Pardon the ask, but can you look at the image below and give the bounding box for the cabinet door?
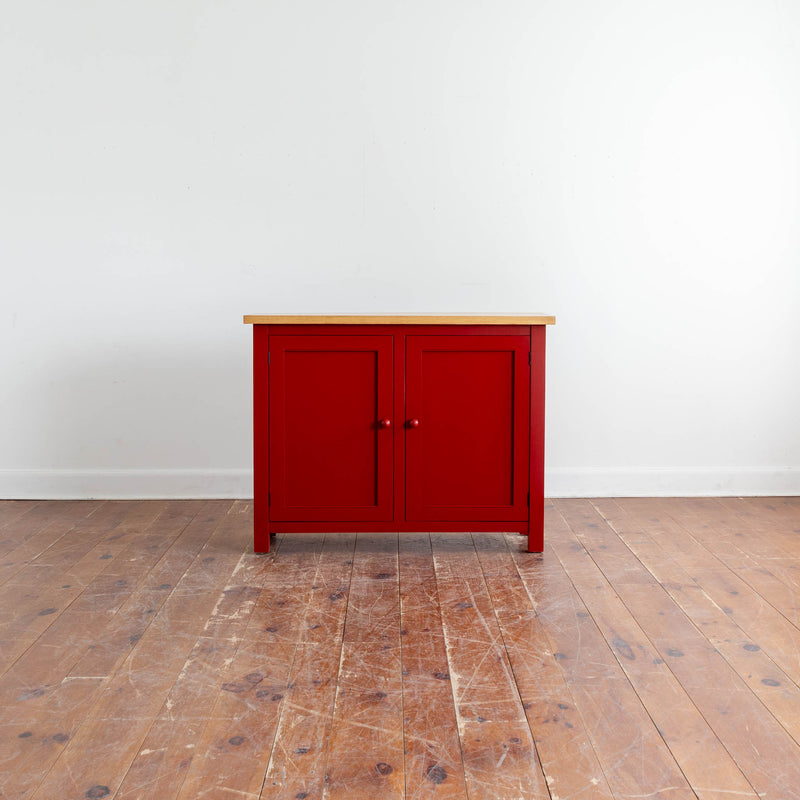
[405,335,529,521]
[269,335,394,521]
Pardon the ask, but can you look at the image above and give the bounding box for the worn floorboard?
[2,498,800,799]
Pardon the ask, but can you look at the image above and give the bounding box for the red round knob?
[408,418,420,428]
[379,418,391,428]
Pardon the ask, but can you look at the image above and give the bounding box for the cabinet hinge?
[268,351,271,365]
[527,492,530,506]
[528,352,531,366]
[268,492,271,506]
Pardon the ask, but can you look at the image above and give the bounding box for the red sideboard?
[243,314,555,553]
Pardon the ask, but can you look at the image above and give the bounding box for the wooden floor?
[2,499,800,799]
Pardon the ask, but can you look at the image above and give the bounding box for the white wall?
[2,0,799,498]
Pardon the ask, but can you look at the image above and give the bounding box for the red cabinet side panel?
[253,325,270,552]
[528,325,546,552]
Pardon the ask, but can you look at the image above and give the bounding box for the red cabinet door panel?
[405,335,529,521]
[269,335,393,521]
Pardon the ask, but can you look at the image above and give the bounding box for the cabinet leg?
[527,519,544,553]
[254,525,271,554]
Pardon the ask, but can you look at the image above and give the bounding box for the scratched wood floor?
[2,499,800,799]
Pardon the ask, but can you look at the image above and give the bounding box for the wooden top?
[243,313,555,325]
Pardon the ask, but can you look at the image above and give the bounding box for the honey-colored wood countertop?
[244,313,555,325]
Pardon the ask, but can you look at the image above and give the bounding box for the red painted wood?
[528,326,546,552]
[253,325,270,552]
[249,323,549,553]
[392,334,406,525]
[269,335,394,522]
[266,520,529,534]
[405,335,530,521]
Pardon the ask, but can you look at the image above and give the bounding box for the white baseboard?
[1,467,798,500]
[0,469,253,499]
[546,467,800,497]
